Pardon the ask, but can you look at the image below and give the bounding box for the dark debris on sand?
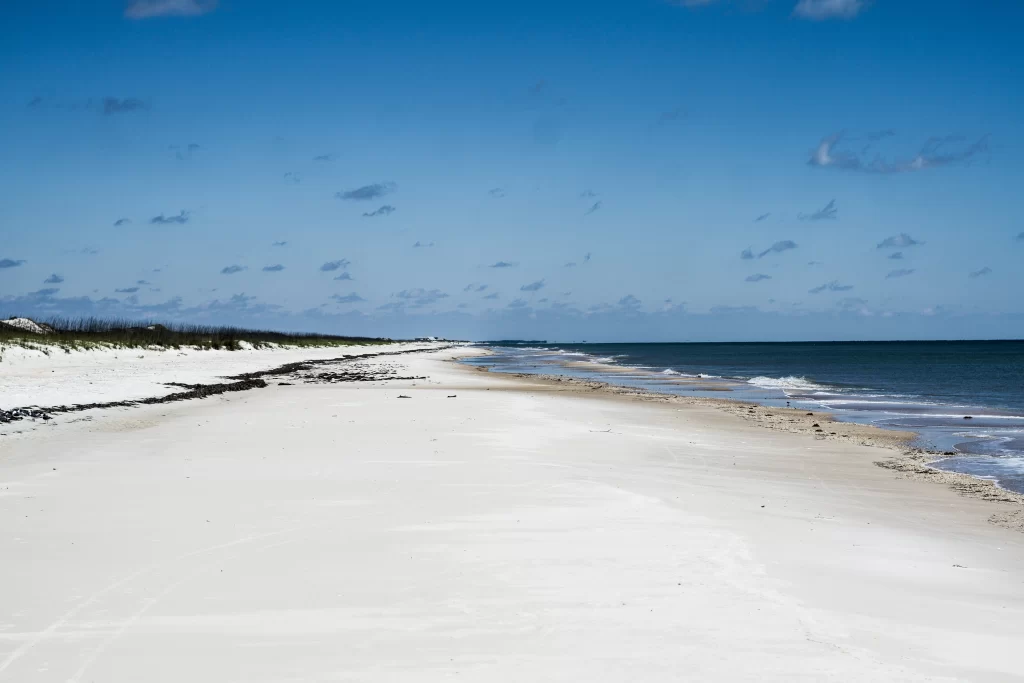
[1,378,267,424]
[1,345,451,426]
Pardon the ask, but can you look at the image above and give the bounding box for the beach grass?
[0,315,391,352]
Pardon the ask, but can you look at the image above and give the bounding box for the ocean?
[463,341,1024,494]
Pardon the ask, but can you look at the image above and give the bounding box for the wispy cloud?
[464,284,488,293]
[13,288,62,304]
[102,97,148,115]
[758,240,798,258]
[0,258,26,269]
[272,241,288,247]
[580,190,598,199]
[220,265,247,275]
[150,210,189,225]
[888,252,904,260]
[332,293,366,304]
[489,188,505,198]
[170,142,201,160]
[336,182,397,201]
[137,280,150,285]
[746,274,772,282]
[660,297,685,314]
[114,218,131,226]
[667,0,721,9]
[283,172,301,184]
[125,0,217,19]
[877,233,923,249]
[333,272,353,281]
[520,279,545,292]
[396,288,449,307]
[564,262,577,268]
[320,259,351,272]
[669,0,867,21]
[177,292,282,318]
[27,96,129,115]
[793,0,865,21]
[115,287,140,293]
[657,107,687,125]
[886,269,916,279]
[809,131,988,174]
[362,205,396,218]
[740,247,755,260]
[837,297,870,311]
[809,280,853,294]
[584,252,592,263]
[43,274,64,284]
[969,267,992,279]
[619,294,642,310]
[1015,232,1024,242]
[312,154,335,162]
[754,213,770,222]
[483,292,500,300]
[489,261,518,269]
[584,201,603,216]
[413,241,434,248]
[799,199,837,221]
[262,264,285,272]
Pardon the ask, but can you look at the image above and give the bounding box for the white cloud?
[520,280,545,292]
[810,132,988,173]
[125,0,218,19]
[793,0,864,21]
[877,233,924,249]
[671,0,865,19]
[396,288,449,307]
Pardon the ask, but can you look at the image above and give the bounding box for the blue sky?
[1,0,1022,341]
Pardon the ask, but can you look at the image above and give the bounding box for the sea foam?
[747,375,828,392]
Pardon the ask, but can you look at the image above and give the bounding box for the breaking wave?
[747,375,829,392]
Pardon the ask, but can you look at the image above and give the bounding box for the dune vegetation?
[0,316,391,352]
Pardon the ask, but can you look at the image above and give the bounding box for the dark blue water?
[464,341,1024,493]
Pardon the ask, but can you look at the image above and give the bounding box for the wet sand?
[481,362,1024,528]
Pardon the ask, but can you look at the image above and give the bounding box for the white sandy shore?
[0,340,440,411]
[1,347,1023,681]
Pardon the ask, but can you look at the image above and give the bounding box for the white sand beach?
[0,341,438,412]
[2,346,1023,682]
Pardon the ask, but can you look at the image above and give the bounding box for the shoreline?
[456,355,1024,530]
[3,346,1024,680]
[7,338,1020,526]
[5,338,1020,527]
[470,344,1024,496]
